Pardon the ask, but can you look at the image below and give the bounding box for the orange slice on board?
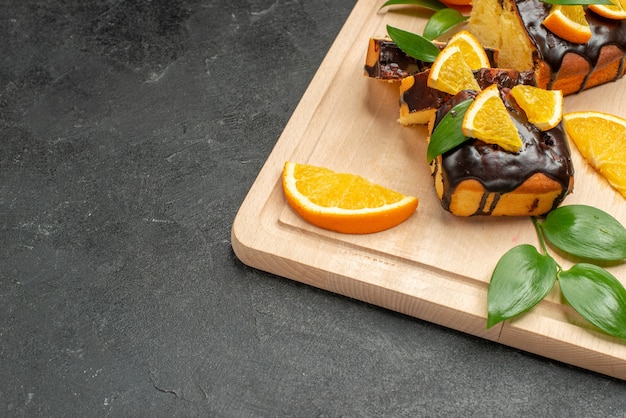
[542,5,592,44]
[282,162,418,234]
[563,111,626,198]
[510,85,564,131]
[462,84,523,153]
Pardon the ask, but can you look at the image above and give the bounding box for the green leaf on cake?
[559,264,626,340]
[386,25,442,62]
[380,0,448,11]
[423,8,468,40]
[426,99,472,163]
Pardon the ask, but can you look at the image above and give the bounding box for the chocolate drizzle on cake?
[432,89,574,216]
[516,0,626,91]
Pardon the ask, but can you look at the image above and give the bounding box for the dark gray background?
[2,0,626,416]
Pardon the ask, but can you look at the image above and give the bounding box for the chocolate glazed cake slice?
[468,0,626,95]
[429,89,575,216]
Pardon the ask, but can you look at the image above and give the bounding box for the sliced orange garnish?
[542,5,592,44]
[445,30,491,71]
[563,111,626,198]
[462,84,523,153]
[510,85,563,131]
[427,45,481,95]
[589,0,626,20]
[282,162,418,234]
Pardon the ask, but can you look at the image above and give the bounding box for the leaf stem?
[531,217,549,255]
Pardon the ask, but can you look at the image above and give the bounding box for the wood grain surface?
[232,0,626,379]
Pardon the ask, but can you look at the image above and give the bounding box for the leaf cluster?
[488,205,626,341]
[381,0,466,62]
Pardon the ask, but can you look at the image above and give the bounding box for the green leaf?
[380,0,448,11]
[487,244,558,328]
[542,0,614,5]
[540,205,626,262]
[423,8,468,41]
[559,264,626,341]
[386,25,441,63]
[427,99,472,163]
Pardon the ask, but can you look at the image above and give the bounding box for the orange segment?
[510,85,563,131]
[542,5,592,44]
[462,84,523,153]
[427,45,481,95]
[445,30,491,70]
[589,0,626,20]
[563,111,626,198]
[282,162,419,234]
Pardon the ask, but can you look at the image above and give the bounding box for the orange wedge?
[445,30,491,70]
[563,111,626,198]
[510,85,564,131]
[542,5,592,44]
[589,0,626,20]
[427,45,481,95]
[282,162,419,234]
[462,84,523,153]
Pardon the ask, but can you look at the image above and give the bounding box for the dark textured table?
[2,1,626,416]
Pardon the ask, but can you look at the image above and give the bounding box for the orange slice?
[542,5,592,44]
[510,85,564,131]
[462,84,523,153]
[563,111,626,198]
[445,30,491,70]
[589,0,626,20]
[282,162,419,234]
[427,45,481,95]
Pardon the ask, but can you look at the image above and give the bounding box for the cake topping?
[462,84,524,153]
[428,45,481,94]
[445,30,492,70]
[589,0,626,20]
[509,84,564,131]
[542,5,592,44]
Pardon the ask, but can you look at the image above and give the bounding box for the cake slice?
[429,89,575,216]
[364,37,432,80]
[468,0,626,95]
[399,67,536,126]
[364,37,498,81]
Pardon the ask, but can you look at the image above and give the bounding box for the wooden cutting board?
[232,0,626,379]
